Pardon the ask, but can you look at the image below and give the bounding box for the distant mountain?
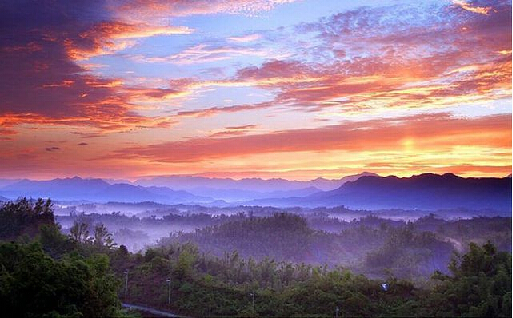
[0,177,211,204]
[182,186,322,201]
[0,179,21,188]
[251,173,512,212]
[308,172,379,191]
[134,172,378,200]
[102,178,132,185]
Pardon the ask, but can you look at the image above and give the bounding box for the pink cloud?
[108,113,511,163]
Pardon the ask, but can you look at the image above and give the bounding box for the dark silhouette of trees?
[0,198,54,240]
[0,241,123,317]
[93,223,116,249]
[69,220,90,243]
[0,198,130,317]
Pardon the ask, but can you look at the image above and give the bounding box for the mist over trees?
[0,198,511,317]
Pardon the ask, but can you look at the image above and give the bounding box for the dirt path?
[122,303,183,317]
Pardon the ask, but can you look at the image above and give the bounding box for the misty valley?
[0,176,511,317]
[53,202,511,278]
[1,0,512,316]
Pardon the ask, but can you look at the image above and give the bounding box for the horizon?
[0,0,511,180]
[0,1,511,315]
[1,171,511,183]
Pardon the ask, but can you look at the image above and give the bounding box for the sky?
[0,0,511,180]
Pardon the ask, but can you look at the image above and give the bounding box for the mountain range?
[0,173,510,212]
[0,173,376,203]
[0,177,210,204]
[132,172,378,201]
[253,173,512,212]
[133,172,378,192]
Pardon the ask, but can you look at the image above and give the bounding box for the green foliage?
[0,198,54,240]
[415,241,512,317]
[38,224,75,258]
[364,226,454,278]
[1,198,511,317]
[0,241,123,318]
[93,223,116,249]
[69,221,91,244]
[0,198,131,317]
[168,213,315,263]
[109,240,511,317]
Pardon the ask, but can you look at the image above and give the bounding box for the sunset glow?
[0,0,511,180]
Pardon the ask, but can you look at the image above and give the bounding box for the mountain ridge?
[0,173,510,211]
[251,173,512,212]
[0,177,211,204]
[134,172,379,192]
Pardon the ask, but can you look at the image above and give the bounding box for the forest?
[0,198,511,317]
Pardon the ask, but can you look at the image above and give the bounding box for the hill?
[252,173,512,212]
[0,177,210,204]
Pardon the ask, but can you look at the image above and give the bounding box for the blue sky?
[0,0,510,179]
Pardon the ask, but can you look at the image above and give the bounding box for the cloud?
[452,0,492,14]
[176,101,275,118]
[226,124,258,130]
[132,44,275,65]
[158,0,510,120]
[209,124,258,137]
[0,127,16,136]
[45,147,60,152]
[0,0,180,133]
[113,0,299,22]
[209,1,512,114]
[107,113,511,163]
[67,22,193,60]
[78,142,88,146]
[0,0,510,180]
[228,34,262,43]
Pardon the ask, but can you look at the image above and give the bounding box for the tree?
[0,198,55,240]
[425,242,512,317]
[93,223,116,249]
[39,224,73,258]
[69,221,91,244]
[0,241,125,317]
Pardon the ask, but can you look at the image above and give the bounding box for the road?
[122,303,183,317]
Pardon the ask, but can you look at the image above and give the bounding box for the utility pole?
[124,269,129,300]
[166,278,171,305]
[249,292,255,313]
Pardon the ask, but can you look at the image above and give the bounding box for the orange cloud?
[176,101,275,118]
[0,0,510,180]
[452,0,492,15]
[66,22,192,60]
[114,0,299,22]
[79,112,510,179]
[108,113,511,163]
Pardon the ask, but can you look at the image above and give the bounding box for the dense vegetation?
[1,198,511,317]
[161,213,511,280]
[0,242,122,317]
[0,198,54,240]
[114,237,511,317]
[0,199,135,318]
